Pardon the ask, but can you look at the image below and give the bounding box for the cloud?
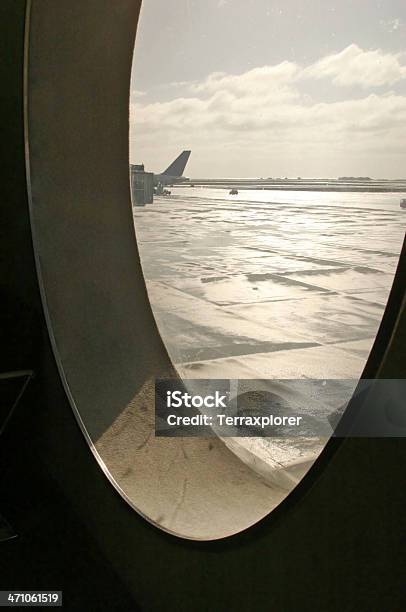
[132,89,146,98]
[302,44,406,88]
[132,90,406,140]
[130,45,406,176]
[380,18,404,33]
[192,61,300,98]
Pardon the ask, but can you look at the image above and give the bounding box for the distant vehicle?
[154,184,171,196]
[229,188,238,195]
[400,198,406,209]
[154,150,191,187]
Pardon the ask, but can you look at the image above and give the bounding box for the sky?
[130,0,406,178]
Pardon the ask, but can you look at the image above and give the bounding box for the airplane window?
[125,0,406,537]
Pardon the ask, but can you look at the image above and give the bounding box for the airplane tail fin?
[162,150,191,177]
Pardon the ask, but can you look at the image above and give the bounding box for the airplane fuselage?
[154,174,189,187]
[153,150,191,187]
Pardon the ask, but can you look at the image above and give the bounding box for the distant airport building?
[130,164,154,206]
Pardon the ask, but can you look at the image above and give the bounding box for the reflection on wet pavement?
[134,190,404,379]
[133,189,405,482]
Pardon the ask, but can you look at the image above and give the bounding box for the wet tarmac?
[133,188,405,481]
[134,188,404,378]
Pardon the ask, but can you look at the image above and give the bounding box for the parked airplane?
[154,150,191,187]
